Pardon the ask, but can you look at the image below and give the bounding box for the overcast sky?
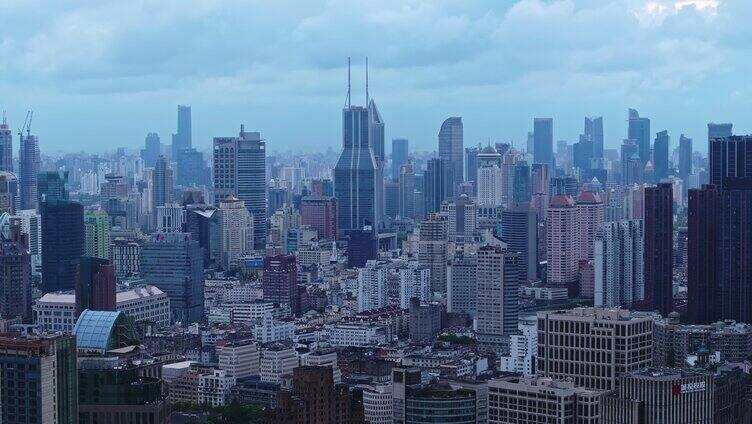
[0,0,748,155]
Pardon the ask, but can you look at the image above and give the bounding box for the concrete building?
[218,196,254,270]
[300,196,337,240]
[218,341,260,380]
[498,316,537,376]
[198,369,235,407]
[653,316,752,366]
[262,255,298,315]
[602,368,713,424]
[576,191,605,262]
[500,204,537,281]
[358,260,388,312]
[34,285,171,332]
[643,182,674,315]
[259,343,297,384]
[359,383,393,424]
[594,219,644,309]
[110,237,141,278]
[477,145,503,206]
[155,203,185,233]
[408,298,442,343]
[440,194,477,244]
[488,376,603,424]
[327,322,387,347]
[399,263,430,308]
[84,210,111,260]
[392,367,477,424]
[537,307,654,391]
[254,313,294,343]
[546,195,579,291]
[417,214,449,294]
[476,243,521,347]
[447,251,477,318]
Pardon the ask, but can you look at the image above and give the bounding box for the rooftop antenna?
[366,56,369,107]
[2,110,5,126]
[346,57,351,109]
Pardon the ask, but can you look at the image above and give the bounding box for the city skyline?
[1,1,749,153]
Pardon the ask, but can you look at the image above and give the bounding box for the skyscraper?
[391,138,408,181]
[653,130,670,183]
[418,214,448,294]
[357,260,387,312]
[546,195,579,291]
[709,135,752,186]
[262,255,299,315]
[512,161,531,204]
[398,162,415,219]
[75,257,116,317]
[533,118,553,167]
[0,223,31,321]
[678,134,693,182]
[628,108,651,164]
[368,100,385,225]
[423,158,454,215]
[438,116,463,190]
[584,116,604,159]
[141,132,161,167]
[643,183,673,315]
[500,204,537,281]
[334,105,377,236]
[218,196,254,270]
[0,334,78,424]
[171,105,192,159]
[213,126,267,248]
[594,220,644,309]
[300,196,337,240]
[18,130,40,210]
[0,115,12,172]
[447,251,477,318]
[177,148,210,187]
[576,191,605,262]
[476,244,521,346]
[465,145,479,193]
[152,156,174,209]
[477,145,503,207]
[38,170,70,205]
[41,199,84,294]
[140,232,204,323]
[708,122,732,140]
[687,184,718,324]
[84,210,111,260]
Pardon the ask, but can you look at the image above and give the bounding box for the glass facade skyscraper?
[438,117,463,190]
[533,118,553,167]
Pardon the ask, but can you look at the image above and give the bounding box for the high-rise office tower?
[0,223,32,321]
[384,180,399,218]
[152,156,174,209]
[0,115,12,172]
[368,100,385,225]
[218,196,254,270]
[628,108,651,164]
[262,255,299,315]
[84,210,111,260]
[512,161,531,204]
[18,130,40,210]
[41,199,84,294]
[653,130,670,182]
[171,105,192,159]
[584,116,604,159]
[621,140,641,185]
[38,170,69,205]
[185,204,219,268]
[576,191,605,262]
[594,220,644,308]
[141,132,161,167]
[533,118,554,167]
[213,126,267,248]
[418,214,448,294]
[0,334,78,424]
[75,257,116,317]
[537,308,653,391]
[549,176,578,197]
[140,233,204,323]
[572,135,593,170]
[398,163,415,219]
[0,171,17,214]
[391,138,408,181]
[399,263,431,308]
[477,145,503,207]
[687,184,718,324]
[424,158,454,215]
[546,195,579,291]
[476,244,521,346]
[531,163,549,196]
[300,196,337,240]
[447,251,477,318]
[708,122,733,140]
[438,116,464,190]
[346,228,378,268]
[440,194,477,244]
[501,204,537,281]
[357,260,387,312]
[334,105,377,236]
[678,134,693,182]
[177,148,210,187]
[465,145,480,182]
[709,135,752,185]
[643,183,673,315]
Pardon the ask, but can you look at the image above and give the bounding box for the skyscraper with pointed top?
[0,113,12,172]
[334,58,379,236]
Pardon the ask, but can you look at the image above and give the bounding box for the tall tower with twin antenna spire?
[334,57,383,237]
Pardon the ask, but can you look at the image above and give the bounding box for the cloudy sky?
[0,0,748,155]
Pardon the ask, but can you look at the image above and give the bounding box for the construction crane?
[17,110,32,139]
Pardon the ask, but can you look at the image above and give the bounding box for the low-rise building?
[654,315,752,366]
[327,323,388,347]
[260,343,298,384]
[254,313,294,343]
[197,369,236,407]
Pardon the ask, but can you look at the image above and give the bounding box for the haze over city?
[1,0,747,152]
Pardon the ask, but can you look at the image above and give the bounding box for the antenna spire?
[1,110,5,126]
[347,57,351,108]
[366,56,370,107]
